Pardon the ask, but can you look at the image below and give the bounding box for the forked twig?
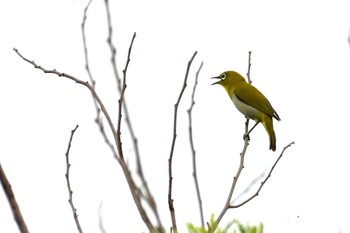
[230,141,295,208]
[64,125,83,233]
[168,51,198,232]
[13,43,156,232]
[187,61,204,227]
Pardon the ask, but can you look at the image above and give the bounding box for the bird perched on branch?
[212,70,281,151]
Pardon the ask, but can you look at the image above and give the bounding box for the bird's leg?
[243,121,259,141]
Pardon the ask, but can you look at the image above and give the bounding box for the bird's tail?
[262,115,276,151]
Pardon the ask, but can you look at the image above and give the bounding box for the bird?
[212,70,281,151]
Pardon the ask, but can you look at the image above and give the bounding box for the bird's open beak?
[211,76,221,85]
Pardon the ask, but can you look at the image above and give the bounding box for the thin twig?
[104,0,119,84]
[103,2,162,229]
[0,163,29,233]
[244,51,253,140]
[81,0,118,158]
[82,0,96,90]
[246,51,252,84]
[230,141,295,208]
[168,51,198,232]
[113,33,157,233]
[187,61,204,227]
[13,47,156,233]
[64,124,83,233]
[116,32,136,160]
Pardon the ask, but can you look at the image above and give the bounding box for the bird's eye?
[220,73,226,80]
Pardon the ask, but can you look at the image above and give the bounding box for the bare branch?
[114,33,158,232]
[187,61,204,227]
[168,51,198,232]
[230,141,295,208]
[13,47,156,233]
[13,48,119,149]
[64,125,84,233]
[81,0,118,158]
[0,163,29,233]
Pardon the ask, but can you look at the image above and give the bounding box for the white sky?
[1,0,350,232]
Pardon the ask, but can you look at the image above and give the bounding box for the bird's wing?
[234,83,275,118]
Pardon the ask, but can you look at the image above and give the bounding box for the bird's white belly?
[230,93,260,121]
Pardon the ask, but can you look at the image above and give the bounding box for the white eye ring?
[220,73,226,80]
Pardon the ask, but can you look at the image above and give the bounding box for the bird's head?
[211,71,246,90]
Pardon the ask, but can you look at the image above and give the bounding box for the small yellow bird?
[212,71,281,151]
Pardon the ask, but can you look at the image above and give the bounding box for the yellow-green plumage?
[212,71,280,151]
